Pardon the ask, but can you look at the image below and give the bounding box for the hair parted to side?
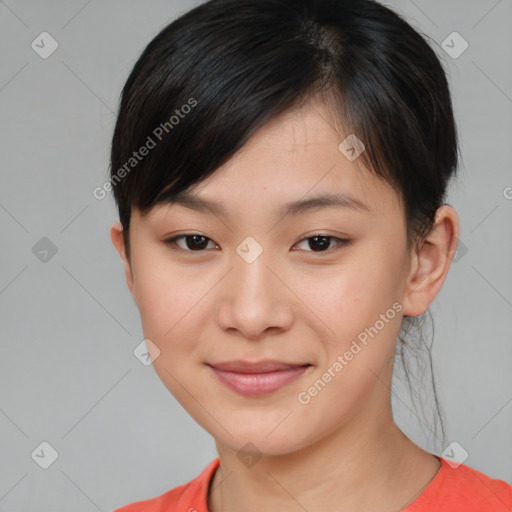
[109,0,458,449]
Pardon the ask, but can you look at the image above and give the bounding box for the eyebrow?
[162,190,371,218]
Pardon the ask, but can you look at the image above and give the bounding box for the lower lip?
[209,365,310,397]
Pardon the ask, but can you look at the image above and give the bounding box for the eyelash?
[163,233,352,255]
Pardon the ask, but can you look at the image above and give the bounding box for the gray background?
[1,0,511,510]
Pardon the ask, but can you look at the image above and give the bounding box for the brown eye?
[307,235,332,252]
[294,235,351,254]
[164,234,216,251]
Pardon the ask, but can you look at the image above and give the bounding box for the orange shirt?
[113,457,512,512]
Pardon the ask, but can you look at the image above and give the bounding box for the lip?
[207,360,311,397]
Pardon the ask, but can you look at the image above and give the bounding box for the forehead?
[137,100,402,225]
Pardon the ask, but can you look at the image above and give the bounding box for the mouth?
[207,360,312,397]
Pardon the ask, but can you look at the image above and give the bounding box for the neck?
[208,386,440,512]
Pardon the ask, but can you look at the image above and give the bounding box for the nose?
[215,246,294,340]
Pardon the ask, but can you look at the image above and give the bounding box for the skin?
[111,98,459,512]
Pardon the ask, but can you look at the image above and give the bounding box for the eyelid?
[164,232,352,254]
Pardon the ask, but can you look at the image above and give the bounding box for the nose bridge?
[216,236,292,337]
[232,236,277,308]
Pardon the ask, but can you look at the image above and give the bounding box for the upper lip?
[208,360,310,373]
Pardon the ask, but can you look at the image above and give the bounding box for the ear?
[401,205,460,317]
[110,221,137,303]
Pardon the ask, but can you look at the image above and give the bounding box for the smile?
[207,361,312,397]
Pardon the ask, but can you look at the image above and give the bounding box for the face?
[112,99,436,456]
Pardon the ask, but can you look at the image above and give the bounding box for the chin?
[211,424,309,458]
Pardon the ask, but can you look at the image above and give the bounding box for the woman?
[109,0,512,510]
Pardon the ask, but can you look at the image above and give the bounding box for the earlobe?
[110,221,136,298]
[401,205,460,317]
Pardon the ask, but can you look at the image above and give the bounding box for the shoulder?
[406,457,512,512]
[111,458,220,512]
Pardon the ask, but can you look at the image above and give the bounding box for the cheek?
[132,255,205,349]
[294,259,393,332]
[294,253,403,377]
[133,265,209,403]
